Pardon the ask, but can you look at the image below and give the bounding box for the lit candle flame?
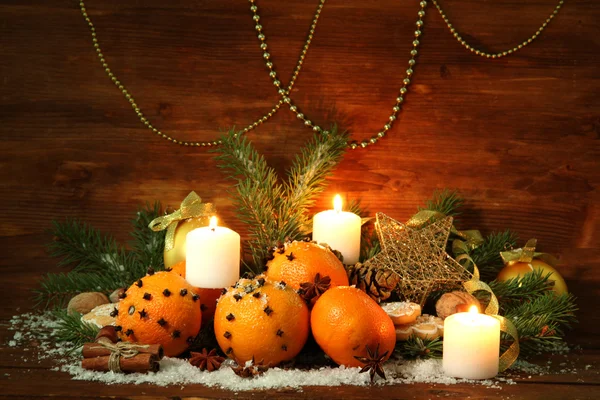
[333,194,342,213]
[209,216,218,230]
[468,305,479,314]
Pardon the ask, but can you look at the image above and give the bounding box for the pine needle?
[129,201,166,272]
[471,230,518,281]
[396,336,443,359]
[419,189,463,216]
[51,308,100,349]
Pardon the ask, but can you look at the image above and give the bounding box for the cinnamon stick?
[82,343,164,359]
[81,353,160,373]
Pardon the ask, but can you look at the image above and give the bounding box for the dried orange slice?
[380,301,421,325]
[394,314,444,341]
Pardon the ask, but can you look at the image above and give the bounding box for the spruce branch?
[283,127,348,235]
[51,309,100,349]
[129,201,166,272]
[34,272,128,309]
[214,127,348,271]
[46,219,132,275]
[471,230,518,281]
[485,269,555,312]
[419,189,463,216]
[396,336,443,359]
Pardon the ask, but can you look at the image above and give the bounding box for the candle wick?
[211,227,215,232]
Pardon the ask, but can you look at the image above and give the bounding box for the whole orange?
[214,275,310,366]
[496,259,568,295]
[311,286,396,367]
[116,271,202,357]
[265,241,349,290]
[168,260,220,325]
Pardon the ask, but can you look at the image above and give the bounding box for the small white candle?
[312,195,361,265]
[443,306,500,379]
[185,217,240,288]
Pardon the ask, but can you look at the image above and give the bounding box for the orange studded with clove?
[265,241,349,291]
[214,275,310,366]
[115,271,202,357]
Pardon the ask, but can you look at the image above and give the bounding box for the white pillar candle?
[443,306,501,379]
[185,217,240,288]
[312,195,361,265]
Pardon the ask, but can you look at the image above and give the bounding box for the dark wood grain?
[0,0,599,397]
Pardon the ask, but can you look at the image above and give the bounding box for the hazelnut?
[67,292,110,315]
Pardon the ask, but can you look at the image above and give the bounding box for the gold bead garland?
[432,0,565,59]
[77,0,325,147]
[249,0,429,150]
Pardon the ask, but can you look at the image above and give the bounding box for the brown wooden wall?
[1,1,598,346]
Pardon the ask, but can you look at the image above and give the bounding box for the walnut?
[435,291,481,319]
[67,292,110,315]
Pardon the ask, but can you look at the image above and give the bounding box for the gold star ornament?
[364,213,472,306]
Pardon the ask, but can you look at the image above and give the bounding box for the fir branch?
[129,201,166,272]
[504,292,578,357]
[214,130,283,271]
[506,292,578,337]
[471,230,518,281]
[46,219,132,275]
[51,309,100,349]
[34,272,127,309]
[485,269,555,312]
[282,127,348,236]
[396,336,443,360]
[214,128,349,271]
[419,189,463,216]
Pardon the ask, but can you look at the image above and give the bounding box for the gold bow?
[500,238,560,266]
[148,191,216,252]
[455,239,520,372]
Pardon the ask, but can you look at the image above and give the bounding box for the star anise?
[354,343,388,383]
[298,273,331,306]
[231,357,269,378]
[189,348,225,372]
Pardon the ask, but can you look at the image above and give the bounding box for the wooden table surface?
[1,0,599,398]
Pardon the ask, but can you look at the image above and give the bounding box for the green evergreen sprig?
[419,189,463,217]
[396,336,443,360]
[470,230,518,281]
[214,127,348,271]
[50,309,100,349]
[37,203,166,308]
[485,269,555,312]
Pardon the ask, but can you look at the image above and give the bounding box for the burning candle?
[312,195,361,265]
[185,216,240,288]
[443,306,501,379]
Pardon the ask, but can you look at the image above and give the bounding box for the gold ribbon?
[96,341,151,373]
[406,209,519,371]
[148,191,216,252]
[406,210,485,250]
[455,239,520,372]
[500,238,560,266]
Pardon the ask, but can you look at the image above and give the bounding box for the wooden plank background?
[0,0,598,354]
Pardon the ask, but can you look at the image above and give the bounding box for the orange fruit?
[214,275,310,366]
[166,260,220,326]
[497,259,568,295]
[265,241,349,290]
[115,271,202,357]
[170,260,186,278]
[311,286,396,367]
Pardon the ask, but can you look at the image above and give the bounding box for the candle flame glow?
[209,216,218,229]
[468,305,479,314]
[333,195,342,213]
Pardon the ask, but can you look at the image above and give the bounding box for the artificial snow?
[2,311,572,391]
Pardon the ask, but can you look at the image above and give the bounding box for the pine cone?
[346,263,401,302]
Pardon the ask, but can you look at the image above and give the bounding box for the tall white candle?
[185,217,240,288]
[443,306,500,379]
[312,195,361,265]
